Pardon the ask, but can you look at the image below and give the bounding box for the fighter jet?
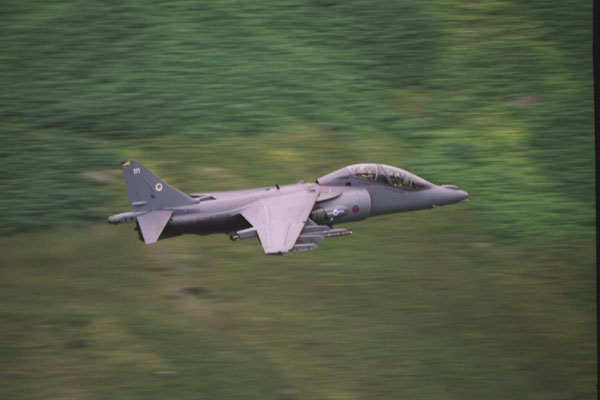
[108,159,468,254]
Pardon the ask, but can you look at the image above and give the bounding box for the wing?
[241,188,319,254]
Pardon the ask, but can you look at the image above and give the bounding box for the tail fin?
[121,158,196,212]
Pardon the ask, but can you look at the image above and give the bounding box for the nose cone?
[437,185,469,206]
[456,190,469,202]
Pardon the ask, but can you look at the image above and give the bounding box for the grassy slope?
[0,0,595,399]
[0,212,594,399]
[0,0,594,240]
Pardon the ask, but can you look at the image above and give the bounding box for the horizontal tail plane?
[136,210,173,244]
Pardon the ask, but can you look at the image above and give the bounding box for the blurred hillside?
[0,0,594,242]
[0,2,596,400]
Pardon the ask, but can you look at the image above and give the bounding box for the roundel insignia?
[155,183,163,192]
[352,205,360,213]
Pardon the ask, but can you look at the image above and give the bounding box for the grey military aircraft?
[108,159,468,254]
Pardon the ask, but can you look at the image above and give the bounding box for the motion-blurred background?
[0,1,595,399]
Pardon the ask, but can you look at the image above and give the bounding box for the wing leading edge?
[241,188,319,254]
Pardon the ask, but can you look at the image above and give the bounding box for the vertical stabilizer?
[121,158,196,212]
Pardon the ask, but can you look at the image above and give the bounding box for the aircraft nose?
[437,185,469,206]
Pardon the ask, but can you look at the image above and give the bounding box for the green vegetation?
[0,1,594,399]
[0,215,595,399]
[0,0,593,240]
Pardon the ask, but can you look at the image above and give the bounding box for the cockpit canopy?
[318,163,432,191]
